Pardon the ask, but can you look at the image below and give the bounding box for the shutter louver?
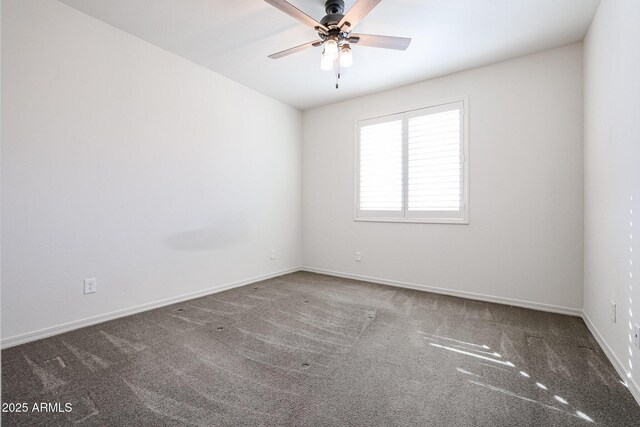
[359,119,403,211]
[408,109,462,212]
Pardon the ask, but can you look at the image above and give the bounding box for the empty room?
[1,0,639,425]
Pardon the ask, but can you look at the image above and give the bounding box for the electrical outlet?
[84,278,97,294]
[270,249,276,260]
[355,251,362,262]
[610,301,617,323]
[633,324,640,348]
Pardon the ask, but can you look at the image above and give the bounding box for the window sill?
[354,217,469,225]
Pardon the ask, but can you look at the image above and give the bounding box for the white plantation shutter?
[358,115,404,215]
[356,101,467,223]
[407,103,464,218]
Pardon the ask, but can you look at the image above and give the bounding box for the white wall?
[0,0,3,349]
[1,0,302,344]
[583,0,640,399]
[302,44,584,313]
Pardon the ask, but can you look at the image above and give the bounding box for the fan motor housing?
[321,0,344,27]
[320,13,344,27]
[325,0,345,15]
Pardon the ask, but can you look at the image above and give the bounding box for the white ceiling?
[58,0,600,110]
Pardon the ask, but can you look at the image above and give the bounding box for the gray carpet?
[2,272,639,426]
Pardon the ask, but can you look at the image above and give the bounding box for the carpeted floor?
[2,272,639,426]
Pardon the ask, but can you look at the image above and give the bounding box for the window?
[356,100,468,223]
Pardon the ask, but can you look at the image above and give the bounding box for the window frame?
[354,99,469,224]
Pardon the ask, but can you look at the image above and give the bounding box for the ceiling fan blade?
[349,33,411,50]
[268,40,324,59]
[265,0,328,32]
[338,0,382,31]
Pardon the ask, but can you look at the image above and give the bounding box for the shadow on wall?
[164,212,249,251]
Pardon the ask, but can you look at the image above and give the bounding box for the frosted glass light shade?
[324,39,339,60]
[320,49,333,71]
[340,45,353,68]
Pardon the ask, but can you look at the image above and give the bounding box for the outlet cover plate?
[84,278,97,294]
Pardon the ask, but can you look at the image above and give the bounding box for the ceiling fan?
[265,0,411,88]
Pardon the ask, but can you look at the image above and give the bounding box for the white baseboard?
[301,266,582,316]
[582,310,640,406]
[0,267,300,349]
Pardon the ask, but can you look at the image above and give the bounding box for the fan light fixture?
[320,49,333,70]
[339,45,353,68]
[324,39,339,60]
